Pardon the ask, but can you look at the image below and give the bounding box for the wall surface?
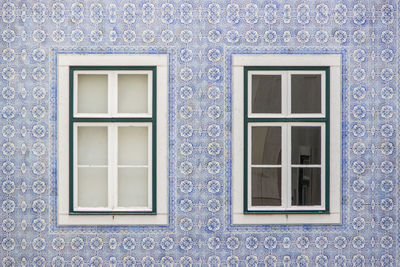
[0,0,398,266]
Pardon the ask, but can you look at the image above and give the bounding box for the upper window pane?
[118,74,149,114]
[291,74,321,114]
[77,74,108,113]
[252,75,281,114]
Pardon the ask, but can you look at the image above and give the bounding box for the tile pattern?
[0,0,398,265]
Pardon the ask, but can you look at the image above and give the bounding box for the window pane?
[291,126,321,164]
[251,126,281,165]
[252,75,281,113]
[118,74,148,113]
[118,168,148,207]
[78,167,108,207]
[291,74,321,113]
[251,168,281,206]
[118,126,148,165]
[78,126,108,165]
[291,168,321,206]
[77,74,108,113]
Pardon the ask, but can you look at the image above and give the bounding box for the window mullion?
[288,124,293,210]
[108,125,116,210]
[282,124,290,210]
[109,73,117,116]
[109,73,117,211]
[283,72,289,116]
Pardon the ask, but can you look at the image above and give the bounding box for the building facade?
[0,0,398,265]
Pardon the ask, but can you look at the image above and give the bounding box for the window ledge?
[232,212,341,225]
[58,213,168,226]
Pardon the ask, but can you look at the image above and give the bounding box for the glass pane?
[77,74,108,113]
[78,167,108,207]
[251,168,281,206]
[118,168,148,207]
[118,74,148,113]
[291,126,321,164]
[291,168,321,206]
[291,74,321,113]
[78,126,108,165]
[251,126,281,165]
[118,127,148,165]
[252,75,281,113]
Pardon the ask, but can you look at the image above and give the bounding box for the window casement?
[232,55,341,224]
[58,54,168,225]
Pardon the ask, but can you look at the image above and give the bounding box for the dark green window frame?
[243,66,330,214]
[69,66,157,215]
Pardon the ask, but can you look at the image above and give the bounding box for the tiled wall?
[0,0,398,265]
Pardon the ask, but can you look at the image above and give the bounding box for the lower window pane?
[118,168,148,207]
[291,168,321,206]
[118,126,149,165]
[251,168,281,206]
[251,126,281,165]
[78,167,108,207]
[291,126,321,164]
[78,126,108,165]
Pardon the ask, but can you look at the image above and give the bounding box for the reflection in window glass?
[251,126,281,165]
[252,168,281,206]
[291,74,321,113]
[291,168,321,206]
[252,75,281,113]
[291,127,321,164]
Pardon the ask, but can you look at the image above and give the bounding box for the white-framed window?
[58,54,168,225]
[232,54,341,224]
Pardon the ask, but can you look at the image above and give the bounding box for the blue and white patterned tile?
[0,0,398,265]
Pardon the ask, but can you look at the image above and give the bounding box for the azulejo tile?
[0,0,398,265]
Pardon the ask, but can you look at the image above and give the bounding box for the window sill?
[58,213,168,226]
[232,212,341,225]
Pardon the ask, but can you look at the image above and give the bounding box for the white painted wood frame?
[58,54,168,225]
[232,54,341,224]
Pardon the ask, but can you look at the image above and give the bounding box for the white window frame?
[248,70,326,118]
[58,54,168,225]
[247,122,326,212]
[73,70,153,118]
[73,122,153,212]
[232,54,341,224]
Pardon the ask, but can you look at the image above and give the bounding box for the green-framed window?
[69,66,157,214]
[244,67,330,213]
